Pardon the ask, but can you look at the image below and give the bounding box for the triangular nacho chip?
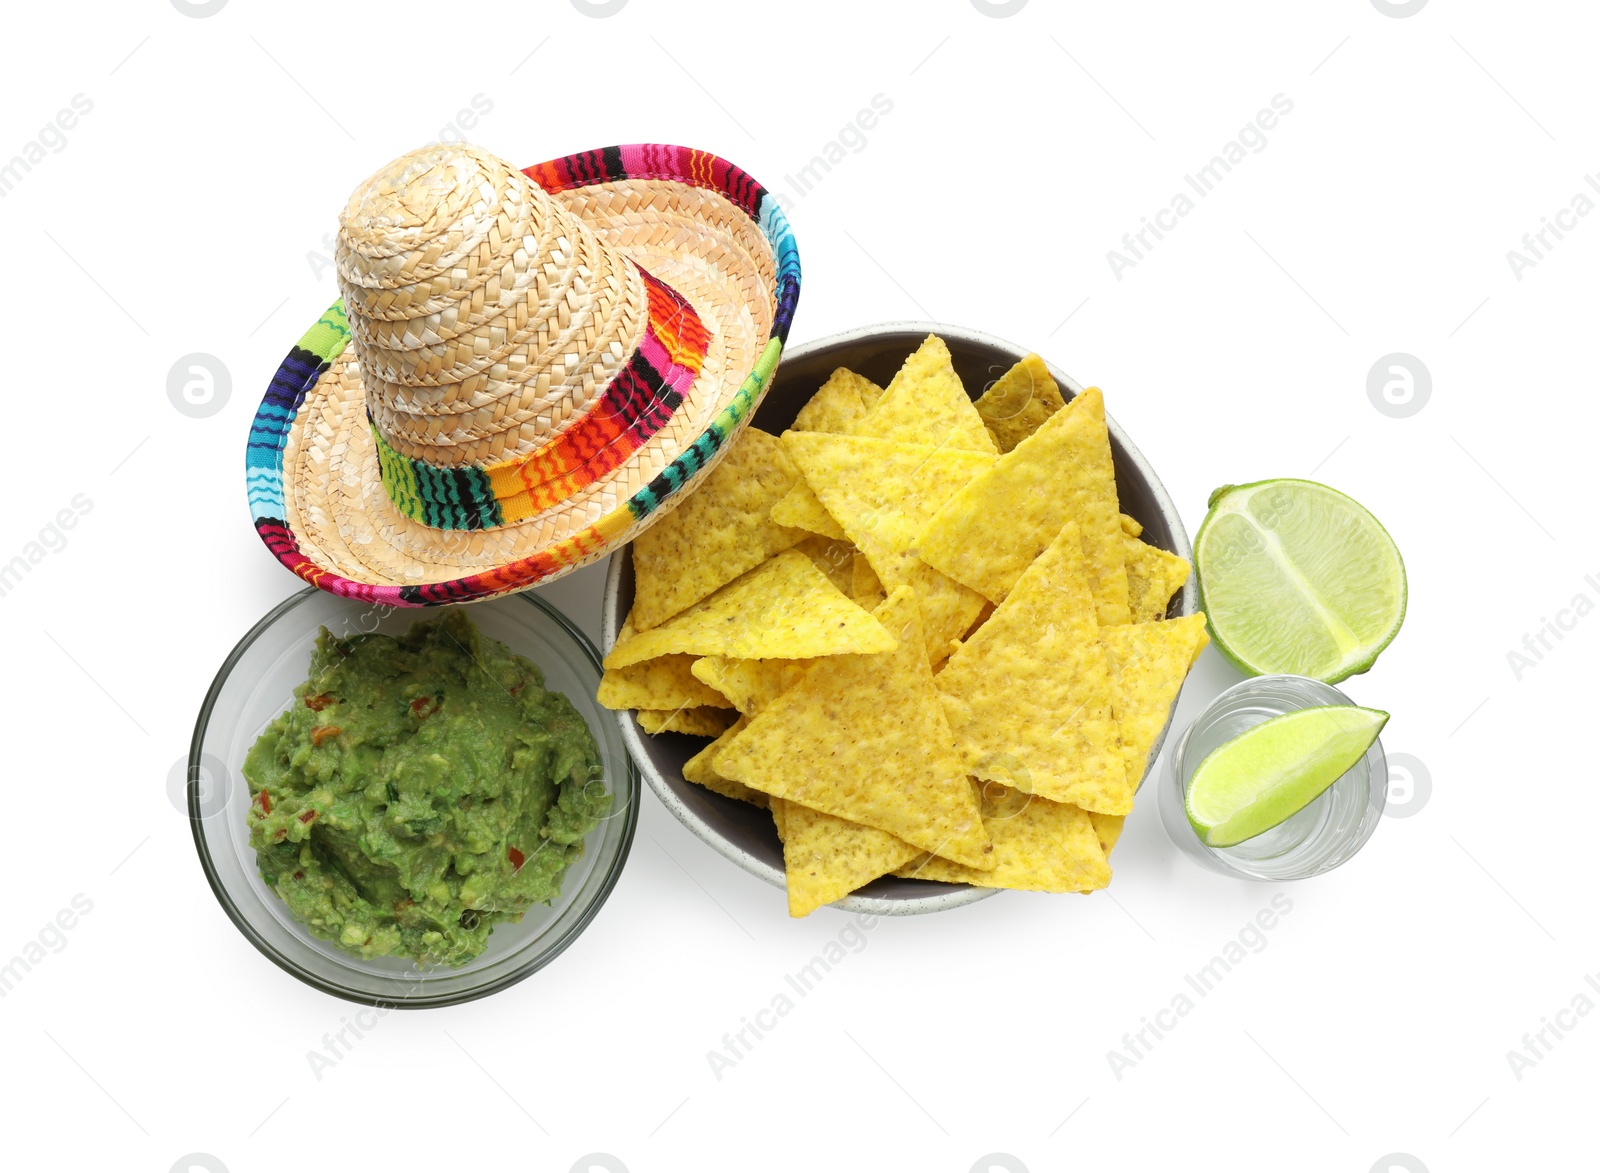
[783,433,993,650]
[597,611,730,711]
[771,337,995,543]
[636,707,737,737]
[682,716,768,808]
[1101,613,1209,787]
[1088,812,1125,858]
[714,587,993,868]
[791,367,880,434]
[604,549,894,668]
[913,387,1131,625]
[770,370,878,542]
[795,534,857,597]
[851,552,883,603]
[773,798,922,917]
[630,428,807,630]
[1123,535,1191,623]
[770,484,849,541]
[691,656,807,716]
[1120,513,1144,538]
[597,656,729,712]
[973,353,1066,454]
[936,522,1131,814]
[856,334,997,455]
[898,784,1111,893]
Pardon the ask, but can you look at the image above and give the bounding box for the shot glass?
[1158,675,1386,880]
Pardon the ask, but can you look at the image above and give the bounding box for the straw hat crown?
[248,138,798,605]
[334,143,653,474]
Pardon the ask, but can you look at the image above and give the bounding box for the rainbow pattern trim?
[246,143,800,606]
[371,268,709,530]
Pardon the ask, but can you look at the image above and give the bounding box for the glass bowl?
[1157,675,1387,880]
[187,587,639,1007]
[602,321,1197,914]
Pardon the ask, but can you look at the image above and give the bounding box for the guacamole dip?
[243,610,608,968]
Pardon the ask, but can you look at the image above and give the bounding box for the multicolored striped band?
[246,144,800,606]
[370,268,709,530]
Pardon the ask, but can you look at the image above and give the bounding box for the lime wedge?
[1194,479,1406,683]
[1185,705,1388,847]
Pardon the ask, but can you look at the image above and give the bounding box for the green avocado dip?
[243,610,609,968]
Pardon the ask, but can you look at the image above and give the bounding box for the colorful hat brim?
[246,145,800,607]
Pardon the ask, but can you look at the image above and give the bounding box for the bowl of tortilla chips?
[599,323,1204,917]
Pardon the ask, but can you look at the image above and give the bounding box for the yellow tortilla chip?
[604,549,895,668]
[597,658,729,712]
[1120,513,1143,538]
[973,353,1066,454]
[691,656,808,716]
[636,707,737,737]
[1101,613,1209,788]
[771,337,995,543]
[629,428,806,630]
[769,793,787,838]
[770,370,879,542]
[597,610,731,711]
[898,784,1110,893]
[936,522,1131,814]
[783,433,992,651]
[913,387,1131,626]
[774,798,921,917]
[856,334,997,455]
[796,534,856,597]
[966,599,996,637]
[682,716,768,808]
[851,553,882,603]
[714,587,993,868]
[791,367,880,434]
[1089,812,1124,857]
[769,480,849,541]
[1124,535,1191,623]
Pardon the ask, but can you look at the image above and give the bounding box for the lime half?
[1186,705,1388,847]
[1195,479,1406,683]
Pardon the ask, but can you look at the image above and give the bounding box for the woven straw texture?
[247,144,801,605]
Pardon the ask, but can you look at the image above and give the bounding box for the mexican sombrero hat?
[247,142,800,605]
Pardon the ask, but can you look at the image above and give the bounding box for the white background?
[1,2,1594,1170]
